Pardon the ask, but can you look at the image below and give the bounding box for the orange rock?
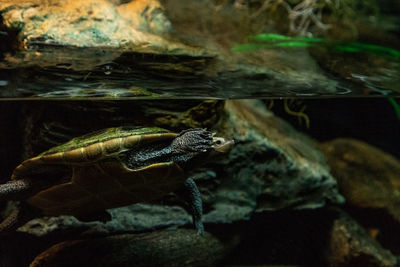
[320,138,400,222]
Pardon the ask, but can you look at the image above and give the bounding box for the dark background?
[273,97,400,158]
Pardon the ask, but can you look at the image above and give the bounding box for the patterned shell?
[11,126,184,216]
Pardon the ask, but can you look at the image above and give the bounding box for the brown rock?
[30,229,228,267]
[320,138,400,222]
[327,210,397,267]
[0,0,172,49]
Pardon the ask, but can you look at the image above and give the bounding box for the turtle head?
[211,135,235,154]
[171,128,234,169]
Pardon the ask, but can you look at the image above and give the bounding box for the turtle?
[0,126,234,234]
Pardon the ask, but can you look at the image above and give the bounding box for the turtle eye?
[212,137,234,153]
[213,137,225,145]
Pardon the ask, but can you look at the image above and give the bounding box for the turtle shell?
[12,126,184,217]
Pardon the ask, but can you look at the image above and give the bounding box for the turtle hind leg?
[0,179,37,234]
[0,202,34,234]
[0,178,32,201]
[184,178,204,235]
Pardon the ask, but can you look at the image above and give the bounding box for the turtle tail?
[0,202,33,234]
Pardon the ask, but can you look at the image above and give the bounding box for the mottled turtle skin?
[0,127,234,234]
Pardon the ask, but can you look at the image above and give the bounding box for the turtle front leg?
[184,178,204,235]
[0,179,32,201]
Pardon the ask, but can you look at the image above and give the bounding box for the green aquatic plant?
[334,42,400,59]
[232,33,400,60]
[247,33,324,43]
[388,97,400,121]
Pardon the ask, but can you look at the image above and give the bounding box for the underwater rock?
[20,204,192,237]
[207,100,343,218]
[320,138,400,223]
[29,229,227,267]
[326,209,397,267]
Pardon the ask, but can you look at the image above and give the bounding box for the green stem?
[388,97,400,120]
